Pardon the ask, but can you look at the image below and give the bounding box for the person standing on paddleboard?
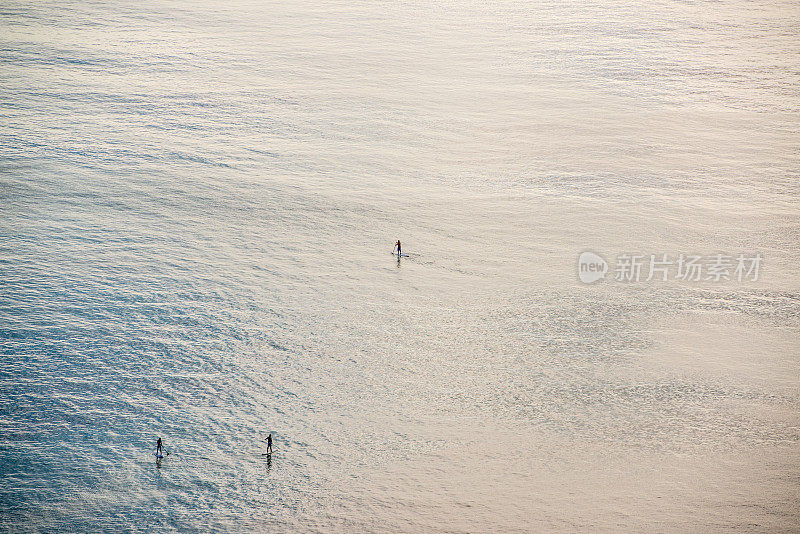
[395,240,402,256]
[156,437,163,457]
[266,433,273,454]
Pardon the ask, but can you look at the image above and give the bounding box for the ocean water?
[1,0,799,531]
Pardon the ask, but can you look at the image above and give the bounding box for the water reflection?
[261,451,272,471]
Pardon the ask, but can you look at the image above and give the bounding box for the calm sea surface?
[1,0,799,531]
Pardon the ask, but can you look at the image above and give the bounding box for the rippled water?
[2,0,799,531]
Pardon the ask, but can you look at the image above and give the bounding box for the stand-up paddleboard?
[392,252,409,257]
[154,450,169,459]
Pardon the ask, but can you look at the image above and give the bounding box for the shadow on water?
[155,450,169,469]
[153,465,164,488]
